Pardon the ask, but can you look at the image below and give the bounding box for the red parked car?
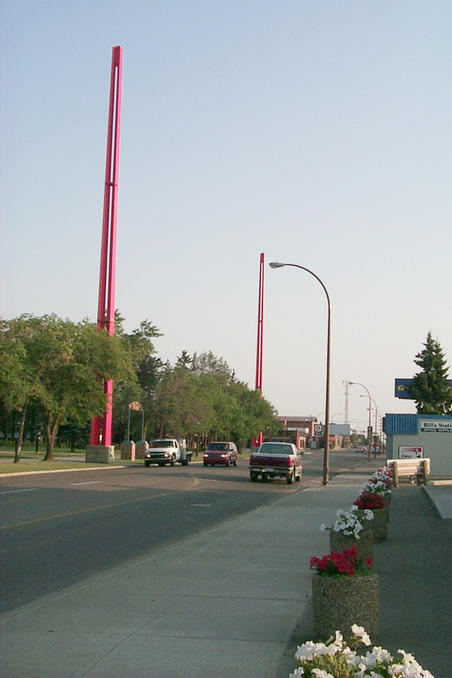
[203,442,239,467]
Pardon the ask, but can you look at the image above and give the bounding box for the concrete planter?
[354,507,388,543]
[312,572,379,641]
[85,445,115,463]
[135,440,149,459]
[120,440,136,460]
[329,529,374,564]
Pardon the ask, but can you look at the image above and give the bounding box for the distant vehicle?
[249,441,302,484]
[203,441,238,467]
[355,446,366,453]
[144,439,192,467]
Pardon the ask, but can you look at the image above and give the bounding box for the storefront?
[384,413,452,478]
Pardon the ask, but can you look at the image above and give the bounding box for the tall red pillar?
[90,46,123,448]
[254,253,265,446]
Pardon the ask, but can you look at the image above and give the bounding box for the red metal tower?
[90,46,123,448]
[254,252,265,446]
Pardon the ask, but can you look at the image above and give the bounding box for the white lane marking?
[0,488,39,495]
[70,481,102,486]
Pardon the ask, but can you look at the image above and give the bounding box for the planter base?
[329,530,374,564]
[354,508,388,543]
[85,445,115,464]
[312,573,379,641]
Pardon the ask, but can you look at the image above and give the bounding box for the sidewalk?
[1,470,451,678]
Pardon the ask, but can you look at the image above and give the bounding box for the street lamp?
[269,261,331,485]
[349,381,372,459]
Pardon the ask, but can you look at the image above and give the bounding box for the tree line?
[0,313,279,462]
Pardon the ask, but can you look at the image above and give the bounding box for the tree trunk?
[14,401,28,463]
[43,414,59,461]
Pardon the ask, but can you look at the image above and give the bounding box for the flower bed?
[290,625,435,677]
[353,493,388,542]
[321,508,375,562]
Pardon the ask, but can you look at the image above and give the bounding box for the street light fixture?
[349,381,373,459]
[269,261,331,485]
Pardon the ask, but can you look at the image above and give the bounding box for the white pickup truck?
[144,438,192,467]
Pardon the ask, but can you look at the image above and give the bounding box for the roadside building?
[384,413,452,478]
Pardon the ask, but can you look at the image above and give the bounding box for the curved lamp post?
[349,381,372,459]
[269,261,331,485]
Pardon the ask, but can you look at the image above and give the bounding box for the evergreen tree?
[409,332,452,414]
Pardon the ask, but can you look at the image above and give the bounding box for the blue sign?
[395,378,452,399]
[394,379,414,399]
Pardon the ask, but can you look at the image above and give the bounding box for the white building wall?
[390,428,452,477]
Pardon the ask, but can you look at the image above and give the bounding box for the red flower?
[354,491,385,510]
[309,545,371,577]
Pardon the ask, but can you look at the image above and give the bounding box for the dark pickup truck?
[249,441,302,484]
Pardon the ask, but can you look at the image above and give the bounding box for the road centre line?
[0,491,172,531]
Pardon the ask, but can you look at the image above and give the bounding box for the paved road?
[0,451,374,612]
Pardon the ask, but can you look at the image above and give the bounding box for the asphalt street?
[1,453,323,612]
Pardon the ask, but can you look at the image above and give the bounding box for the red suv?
[203,442,238,467]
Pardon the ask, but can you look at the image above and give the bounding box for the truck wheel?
[250,471,258,482]
[144,461,150,468]
[226,458,231,467]
[170,456,175,466]
[295,470,301,481]
[203,462,207,467]
[287,469,294,484]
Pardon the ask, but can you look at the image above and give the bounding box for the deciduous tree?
[1,315,136,460]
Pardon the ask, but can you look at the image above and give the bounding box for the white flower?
[351,624,371,645]
[333,630,343,646]
[295,641,327,661]
[361,479,392,496]
[312,670,334,678]
[326,508,374,539]
[292,627,434,678]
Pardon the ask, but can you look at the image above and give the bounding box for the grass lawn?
[0,445,124,474]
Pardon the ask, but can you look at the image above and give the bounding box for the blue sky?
[1,0,451,432]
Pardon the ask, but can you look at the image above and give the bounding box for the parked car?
[203,441,239,467]
[249,441,302,484]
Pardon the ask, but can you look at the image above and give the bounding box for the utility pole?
[344,380,349,424]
